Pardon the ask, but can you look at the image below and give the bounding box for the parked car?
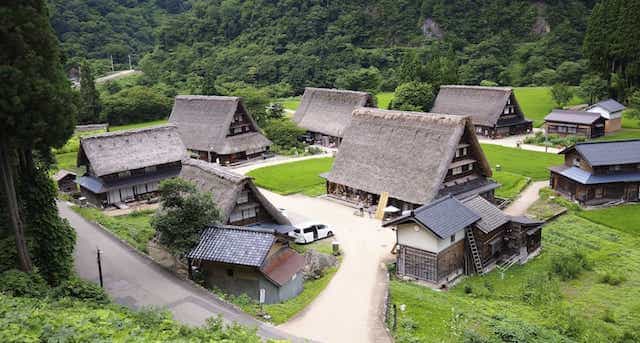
[288,222,333,244]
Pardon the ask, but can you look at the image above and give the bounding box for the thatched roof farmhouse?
[169,95,272,165]
[324,108,497,211]
[179,158,290,226]
[293,87,375,147]
[76,124,187,207]
[432,85,533,138]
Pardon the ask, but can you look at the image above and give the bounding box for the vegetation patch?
[524,131,587,148]
[513,87,584,127]
[388,214,640,342]
[481,144,562,181]
[594,128,640,142]
[247,157,334,196]
[71,207,155,253]
[109,119,169,132]
[526,188,568,221]
[492,171,530,200]
[577,203,640,235]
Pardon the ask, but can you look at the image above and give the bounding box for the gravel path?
[503,181,549,216]
[478,130,561,154]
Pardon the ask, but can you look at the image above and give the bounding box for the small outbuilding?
[169,96,272,165]
[544,109,605,138]
[187,225,305,304]
[53,169,77,193]
[76,125,187,208]
[587,99,626,133]
[179,158,290,226]
[293,87,375,147]
[431,85,533,138]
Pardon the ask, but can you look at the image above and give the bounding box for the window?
[237,191,249,204]
[118,171,131,178]
[455,147,468,158]
[567,127,577,134]
[452,167,463,176]
[595,187,604,198]
[303,227,315,234]
[450,234,456,243]
[557,126,567,133]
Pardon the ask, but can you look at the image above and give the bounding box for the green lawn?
[376,92,394,109]
[277,97,301,112]
[389,214,640,342]
[110,119,169,132]
[514,87,584,127]
[72,206,155,253]
[578,203,640,235]
[55,152,84,174]
[292,240,335,255]
[481,144,562,181]
[622,112,640,129]
[247,157,333,196]
[595,128,640,142]
[492,170,530,200]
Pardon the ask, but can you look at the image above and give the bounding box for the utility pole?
[110,55,115,72]
[128,54,132,70]
[96,247,104,288]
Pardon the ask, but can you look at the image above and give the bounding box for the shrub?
[388,82,435,112]
[101,86,172,125]
[464,284,473,294]
[598,271,626,286]
[521,272,562,305]
[52,277,109,304]
[0,270,49,297]
[263,118,305,150]
[550,249,592,280]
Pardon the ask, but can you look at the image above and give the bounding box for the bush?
[388,82,435,112]
[598,271,626,286]
[550,249,592,280]
[263,118,305,150]
[521,272,562,305]
[101,86,172,125]
[52,277,109,304]
[0,270,49,297]
[524,131,586,148]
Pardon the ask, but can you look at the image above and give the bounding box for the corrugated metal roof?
[260,249,305,286]
[412,195,481,239]
[544,110,602,125]
[573,140,640,166]
[553,165,640,184]
[462,195,509,233]
[187,225,275,267]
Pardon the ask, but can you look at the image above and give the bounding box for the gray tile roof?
[387,195,480,239]
[462,195,509,233]
[587,99,626,113]
[187,225,275,267]
[550,165,640,185]
[544,110,602,125]
[565,139,640,166]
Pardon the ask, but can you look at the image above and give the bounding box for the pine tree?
[79,61,101,124]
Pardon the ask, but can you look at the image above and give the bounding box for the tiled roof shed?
[559,139,640,167]
[462,195,509,233]
[187,225,275,267]
[544,110,603,125]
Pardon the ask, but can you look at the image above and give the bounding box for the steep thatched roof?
[293,87,375,138]
[325,108,492,205]
[78,125,186,177]
[179,159,290,225]
[432,85,521,127]
[169,95,271,154]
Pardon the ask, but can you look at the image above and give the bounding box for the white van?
[288,222,333,244]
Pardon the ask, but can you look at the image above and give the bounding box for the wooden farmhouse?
[323,108,499,212]
[383,195,543,286]
[53,169,77,193]
[587,99,626,133]
[550,139,640,205]
[76,125,187,208]
[432,85,533,138]
[179,158,290,227]
[187,225,305,304]
[293,87,375,147]
[169,95,272,165]
[544,109,605,139]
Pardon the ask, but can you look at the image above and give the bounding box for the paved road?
[255,190,395,343]
[58,201,300,341]
[478,130,561,154]
[504,181,549,216]
[95,69,142,84]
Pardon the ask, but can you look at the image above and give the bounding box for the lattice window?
[399,245,437,282]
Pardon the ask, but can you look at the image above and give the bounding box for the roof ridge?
[440,85,512,92]
[81,124,177,140]
[353,107,468,124]
[305,87,371,96]
[182,159,249,183]
[575,138,640,146]
[207,224,275,234]
[175,95,240,101]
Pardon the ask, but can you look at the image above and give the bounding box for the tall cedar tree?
[79,61,101,124]
[0,1,76,273]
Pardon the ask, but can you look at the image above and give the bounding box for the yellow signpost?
[375,191,389,220]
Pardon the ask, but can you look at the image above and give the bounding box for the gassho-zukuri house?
[179,158,290,227]
[76,125,187,207]
[550,139,640,205]
[432,85,533,138]
[169,95,272,165]
[293,87,375,147]
[383,195,543,287]
[187,225,305,304]
[322,108,499,212]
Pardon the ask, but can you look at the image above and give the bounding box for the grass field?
[277,97,301,111]
[72,206,155,253]
[578,203,640,235]
[110,119,169,131]
[622,112,640,129]
[389,213,640,342]
[513,87,584,127]
[376,92,394,109]
[55,152,84,174]
[247,157,333,196]
[492,170,530,200]
[480,144,562,181]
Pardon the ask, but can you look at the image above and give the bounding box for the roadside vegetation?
[492,171,530,200]
[389,213,640,342]
[71,207,155,253]
[578,203,640,235]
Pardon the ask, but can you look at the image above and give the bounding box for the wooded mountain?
[49,0,597,93]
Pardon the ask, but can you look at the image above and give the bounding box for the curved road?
[58,201,300,341]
